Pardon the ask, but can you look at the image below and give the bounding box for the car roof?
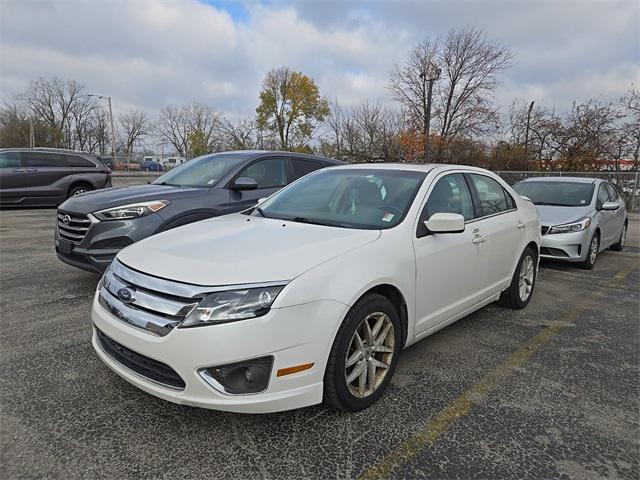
[518,176,598,184]
[328,162,493,174]
[0,147,97,156]
[225,150,344,164]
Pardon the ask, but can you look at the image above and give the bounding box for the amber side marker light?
[277,363,314,377]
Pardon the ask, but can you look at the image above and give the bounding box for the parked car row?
[1,148,629,414]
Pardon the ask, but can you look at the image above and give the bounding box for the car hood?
[117,214,381,286]
[59,184,207,215]
[536,205,593,226]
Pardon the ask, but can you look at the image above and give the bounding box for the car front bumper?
[55,211,165,274]
[539,228,592,262]
[91,293,348,413]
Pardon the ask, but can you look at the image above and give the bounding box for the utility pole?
[88,94,118,167]
[420,64,441,163]
[523,101,534,171]
[29,118,35,148]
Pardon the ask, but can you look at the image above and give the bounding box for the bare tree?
[390,27,513,161]
[155,102,221,157]
[620,88,640,170]
[119,109,150,156]
[219,118,258,150]
[17,77,86,148]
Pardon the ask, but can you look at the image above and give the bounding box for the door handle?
[517,221,526,230]
[472,235,486,244]
[12,168,24,172]
[26,168,38,172]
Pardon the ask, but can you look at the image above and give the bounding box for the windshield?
[254,169,426,229]
[513,181,595,207]
[152,153,247,187]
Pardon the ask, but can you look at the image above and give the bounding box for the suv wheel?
[323,293,401,411]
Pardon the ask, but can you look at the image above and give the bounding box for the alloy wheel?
[589,236,599,264]
[344,312,395,398]
[518,255,534,302]
[73,188,87,196]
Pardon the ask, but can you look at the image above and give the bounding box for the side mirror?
[230,177,258,191]
[424,213,465,234]
[601,201,620,211]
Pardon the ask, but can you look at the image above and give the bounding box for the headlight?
[180,285,285,327]
[94,200,168,221]
[548,217,592,234]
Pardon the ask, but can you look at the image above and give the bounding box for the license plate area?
[59,238,74,254]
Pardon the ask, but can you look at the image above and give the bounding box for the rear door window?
[0,152,22,168]
[67,154,95,167]
[289,158,323,182]
[468,174,511,217]
[23,152,67,167]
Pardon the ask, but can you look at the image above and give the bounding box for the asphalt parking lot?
[1,182,639,479]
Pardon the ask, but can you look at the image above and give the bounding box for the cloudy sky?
[1,0,638,119]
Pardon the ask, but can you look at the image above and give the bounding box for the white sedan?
[91,164,540,413]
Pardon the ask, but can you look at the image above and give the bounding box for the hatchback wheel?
[324,293,401,411]
[579,232,599,269]
[499,247,537,309]
[610,222,627,251]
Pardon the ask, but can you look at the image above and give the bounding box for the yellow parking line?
[358,264,637,480]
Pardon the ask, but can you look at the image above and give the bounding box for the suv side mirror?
[230,177,258,191]
[424,213,465,234]
[601,201,620,211]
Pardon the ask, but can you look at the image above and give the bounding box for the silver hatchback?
[513,177,628,269]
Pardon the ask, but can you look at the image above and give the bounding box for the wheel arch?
[359,284,409,348]
[67,180,94,197]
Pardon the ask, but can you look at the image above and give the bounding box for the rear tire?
[323,293,402,412]
[610,222,627,251]
[499,247,537,309]
[68,184,92,198]
[578,232,599,269]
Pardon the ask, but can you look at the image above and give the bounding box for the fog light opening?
[199,356,273,395]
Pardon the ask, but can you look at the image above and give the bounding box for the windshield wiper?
[255,207,268,218]
[291,217,348,228]
[154,181,181,187]
[533,201,575,207]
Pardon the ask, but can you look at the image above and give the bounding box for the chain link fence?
[496,171,640,213]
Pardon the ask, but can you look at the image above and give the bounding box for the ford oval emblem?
[117,287,136,304]
[62,215,71,225]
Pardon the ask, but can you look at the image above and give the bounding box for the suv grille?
[57,211,91,243]
[96,328,185,389]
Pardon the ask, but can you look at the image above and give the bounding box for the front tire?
[323,293,402,412]
[578,232,599,269]
[499,247,537,309]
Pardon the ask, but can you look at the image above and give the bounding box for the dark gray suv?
[55,150,343,273]
[0,148,112,207]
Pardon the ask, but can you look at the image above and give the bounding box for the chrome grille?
[98,260,202,336]
[57,211,92,243]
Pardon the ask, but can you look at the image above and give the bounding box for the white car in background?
[91,164,540,413]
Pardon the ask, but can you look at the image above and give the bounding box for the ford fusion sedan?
[513,177,627,269]
[92,164,540,413]
[55,150,342,273]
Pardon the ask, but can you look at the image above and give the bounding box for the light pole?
[419,64,441,163]
[88,94,117,169]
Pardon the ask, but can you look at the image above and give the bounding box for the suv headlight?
[548,217,592,234]
[180,285,285,328]
[94,200,168,221]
